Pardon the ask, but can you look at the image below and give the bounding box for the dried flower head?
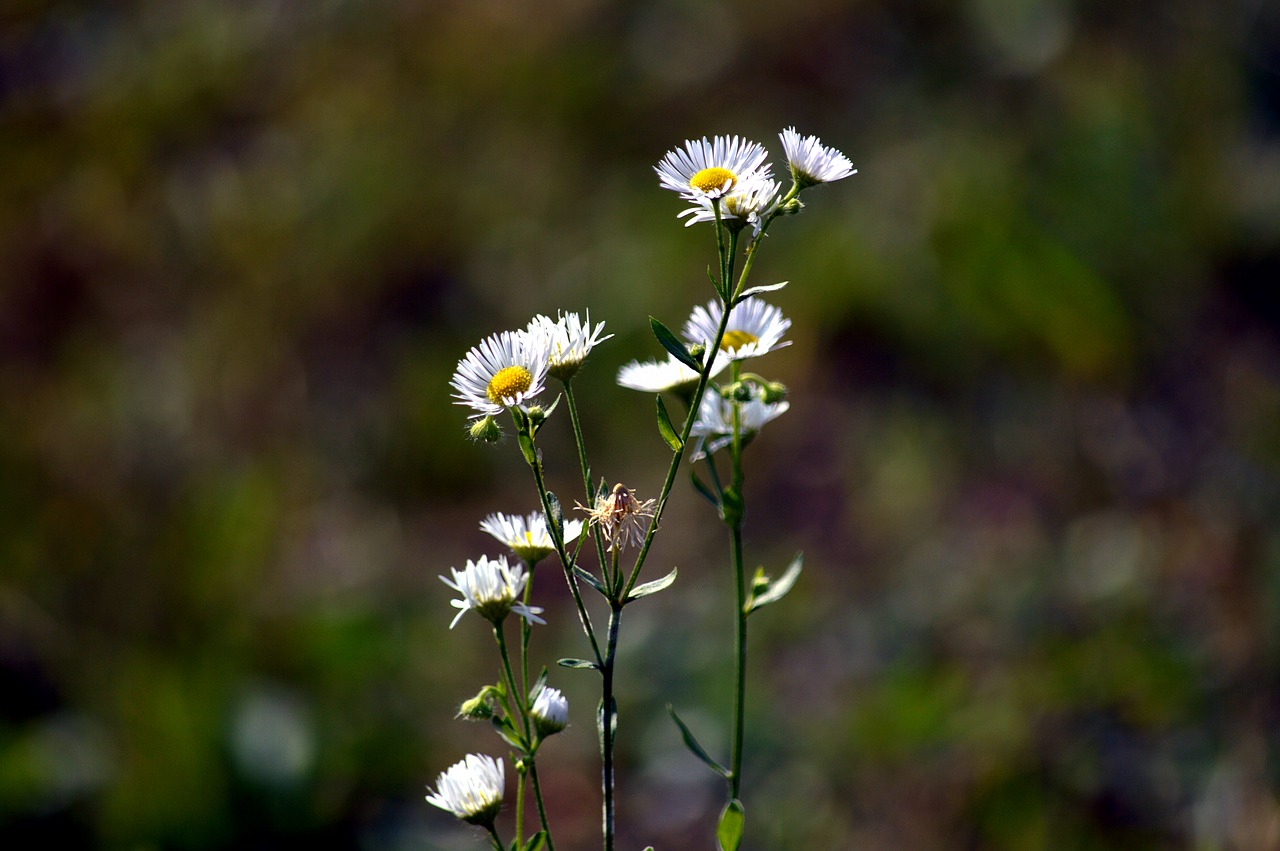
[577,483,656,552]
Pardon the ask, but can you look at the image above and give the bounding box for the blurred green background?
[3,0,1280,848]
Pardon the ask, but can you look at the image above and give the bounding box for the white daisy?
[439,555,545,628]
[682,297,792,362]
[690,389,791,459]
[655,136,772,205]
[616,353,730,395]
[527,310,613,381]
[450,329,550,419]
[678,177,781,235]
[425,753,505,826]
[529,686,569,737]
[779,127,857,188]
[480,511,584,564]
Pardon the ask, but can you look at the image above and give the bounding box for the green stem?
[621,227,741,600]
[563,382,613,591]
[600,604,622,851]
[485,823,505,851]
[528,760,556,851]
[727,362,748,799]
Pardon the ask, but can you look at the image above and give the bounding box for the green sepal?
[533,395,561,436]
[626,567,678,603]
[733,280,788,305]
[716,799,745,851]
[650,316,702,372]
[558,658,598,670]
[667,705,730,778]
[517,431,538,468]
[491,714,528,753]
[545,492,564,544]
[690,469,721,508]
[747,552,803,614]
[572,565,609,598]
[655,395,684,451]
[521,831,547,851]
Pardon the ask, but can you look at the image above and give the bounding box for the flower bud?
[687,343,706,363]
[527,406,547,429]
[761,381,788,404]
[530,686,569,738]
[468,415,502,444]
[457,686,499,721]
[781,197,804,215]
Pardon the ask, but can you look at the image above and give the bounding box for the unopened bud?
[527,406,547,429]
[469,416,502,444]
[457,686,499,720]
[781,198,804,216]
[687,343,706,363]
[761,381,788,404]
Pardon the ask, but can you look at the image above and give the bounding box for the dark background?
[3,0,1280,848]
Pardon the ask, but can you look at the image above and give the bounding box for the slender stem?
[486,823,504,851]
[727,362,748,799]
[494,621,531,848]
[522,433,604,664]
[563,382,613,590]
[521,559,536,700]
[524,760,556,851]
[601,604,622,851]
[621,228,741,599]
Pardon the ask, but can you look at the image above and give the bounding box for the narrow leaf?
[521,831,547,851]
[558,658,598,670]
[747,552,804,614]
[626,567,678,602]
[734,280,788,304]
[649,316,701,372]
[491,715,527,751]
[572,565,609,598]
[517,432,538,467]
[545,492,564,543]
[690,469,721,508]
[716,799,745,851]
[667,705,730,778]
[655,395,684,451]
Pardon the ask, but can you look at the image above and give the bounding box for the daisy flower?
[779,127,857,188]
[480,510,584,564]
[527,310,612,381]
[425,754,505,826]
[440,555,545,628]
[450,329,550,419]
[678,177,781,235]
[656,135,772,207]
[529,686,569,737]
[577,483,656,552]
[690,388,791,459]
[616,353,730,395]
[682,297,791,362]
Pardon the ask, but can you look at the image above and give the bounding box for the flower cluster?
[429,128,854,850]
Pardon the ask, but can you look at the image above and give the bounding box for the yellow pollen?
[486,365,533,404]
[690,167,736,194]
[720,330,759,351]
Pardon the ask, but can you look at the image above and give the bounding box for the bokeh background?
[4,0,1280,848]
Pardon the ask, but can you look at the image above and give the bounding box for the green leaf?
[690,469,721,508]
[719,485,744,528]
[532,666,548,697]
[521,831,547,851]
[517,431,538,468]
[734,280,788,304]
[545,492,564,543]
[667,705,730,778]
[572,565,609,598]
[626,567,678,603]
[597,697,618,753]
[491,715,528,752]
[558,658,598,670]
[716,799,745,851]
[747,552,803,614]
[650,316,702,372]
[655,395,684,451]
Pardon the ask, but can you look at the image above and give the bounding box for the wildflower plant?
[430,129,855,851]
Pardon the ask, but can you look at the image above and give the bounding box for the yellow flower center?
[486,365,533,404]
[690,167,736,194]
[720,330,759,351]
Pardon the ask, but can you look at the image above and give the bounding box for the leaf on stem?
[491,715,528,752]
[734,280,788,304]
[517,431,538,468]
[572,565,609,598]
[545,492,564,543]
[716,799,745,851]
[626,567,678,603]
[521,831,547,851]
[667,705,730,778]
[655,395,684,451]
[557,658,599,670]
[690,469,721,508]
[649,316,702,372]
[597,696,618,753]
[746,552,804,614]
